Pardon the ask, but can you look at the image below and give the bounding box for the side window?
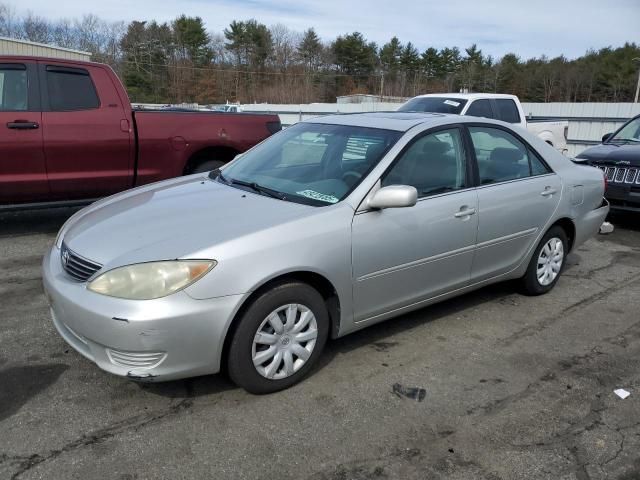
[382,128,466,197]
[529,148,551,175]
[466,99,494,119]
[46,66,99,111]
[469,126,550,184]
[495,99,521,124]
[0,65,28,111]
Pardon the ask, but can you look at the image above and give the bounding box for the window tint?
[46,67,99,111]
[382,128,466,197]
[466,99,493,119]
[495,99,521,123]
[0,66,28,111]
[469,126,550,184]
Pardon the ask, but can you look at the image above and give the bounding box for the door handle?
[540,187,557,197]
[7,120,39,130]
[454,207,476,218]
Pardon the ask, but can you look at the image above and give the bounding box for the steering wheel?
[342,170,363,187]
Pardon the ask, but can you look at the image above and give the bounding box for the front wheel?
[227,282,329,394]
[521,226,568,295]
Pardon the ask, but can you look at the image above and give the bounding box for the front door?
[352,126,478,322]
[0,62,48,203]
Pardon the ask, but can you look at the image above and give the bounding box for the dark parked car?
[575,114,640,212]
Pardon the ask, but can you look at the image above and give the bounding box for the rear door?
[39,62,132,199]
[467,124,561,281]
[0,62,48,203]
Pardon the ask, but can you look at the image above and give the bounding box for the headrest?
[489,147,524,162]
[422,140,451,156]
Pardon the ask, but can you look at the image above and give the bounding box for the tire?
[227,281,329,394]
[521,226,568,296]
[192,160,225,174]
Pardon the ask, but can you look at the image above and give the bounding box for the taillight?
[266,120,282,134]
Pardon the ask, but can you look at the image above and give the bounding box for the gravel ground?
[0,208,639,480]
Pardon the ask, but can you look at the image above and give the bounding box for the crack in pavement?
[499,273,640,347]
[4,397,194,479]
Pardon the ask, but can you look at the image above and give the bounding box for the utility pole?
[634,57,640,103]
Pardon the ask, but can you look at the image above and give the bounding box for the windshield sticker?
[296,190,339,204]
[443,99,461,107]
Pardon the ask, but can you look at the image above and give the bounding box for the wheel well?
[551,218,576,252]
[183,146,239,174]
[219,271,341,373]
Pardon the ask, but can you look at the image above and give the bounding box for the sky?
[4,0,639,60]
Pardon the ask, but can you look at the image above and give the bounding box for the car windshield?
[398,97,467,114]
[215,122,402,206]
[609,117,640,143]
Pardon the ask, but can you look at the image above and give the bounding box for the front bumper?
[605,183,640,212]
[42,247,244,381]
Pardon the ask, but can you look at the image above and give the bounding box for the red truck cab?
[0,56,280,208]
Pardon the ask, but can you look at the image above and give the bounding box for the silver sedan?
[43,113,608,393]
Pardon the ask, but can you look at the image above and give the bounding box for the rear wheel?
[227,282,329,394]
[521,226,568,295]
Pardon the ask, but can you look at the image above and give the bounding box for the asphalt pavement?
[1,209,639,480]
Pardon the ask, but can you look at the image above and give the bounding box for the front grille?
[60,243,102,282]
[106,349,167,369]
[597,166,640,185]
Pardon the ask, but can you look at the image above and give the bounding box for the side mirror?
[602,133,613,143]
[368,185,418,210]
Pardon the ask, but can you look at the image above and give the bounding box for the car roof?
[304,112,454,132]
[411,93,519,101]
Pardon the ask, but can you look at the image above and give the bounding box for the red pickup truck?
[0,56,281,208]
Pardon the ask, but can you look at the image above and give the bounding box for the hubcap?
[252,304,318,380]
[537,237,564,286]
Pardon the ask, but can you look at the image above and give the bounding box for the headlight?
[87,260,216,300]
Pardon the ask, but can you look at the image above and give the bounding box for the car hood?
[577,143,640,166]
[63,175,313,267]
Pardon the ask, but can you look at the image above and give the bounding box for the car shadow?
[139,276,531,399]
[0,207,82,237]
[608,211,640,232]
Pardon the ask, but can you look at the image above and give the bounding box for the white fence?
[243,102,640,157]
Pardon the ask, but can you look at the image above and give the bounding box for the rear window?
[495,99,521,124]
[466,99,494,119]
[46,66,99,111]
[398,97,467,114]
[0,65,28,111]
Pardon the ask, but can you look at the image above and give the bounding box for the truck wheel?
[227,281,329,394]
[193,160,224,173]
[521,226,568,296]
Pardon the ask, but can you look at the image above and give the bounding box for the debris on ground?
[599,222,614,234]
[614,388,630,399]
[392,383,426,402]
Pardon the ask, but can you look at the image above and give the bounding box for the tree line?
[1,3,639,104]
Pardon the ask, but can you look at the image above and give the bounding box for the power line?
[121,59,386,78]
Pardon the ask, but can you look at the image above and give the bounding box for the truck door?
[39,62,132,200]
[0,62,48,204]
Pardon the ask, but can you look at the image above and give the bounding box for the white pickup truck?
[398,93,569,154]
